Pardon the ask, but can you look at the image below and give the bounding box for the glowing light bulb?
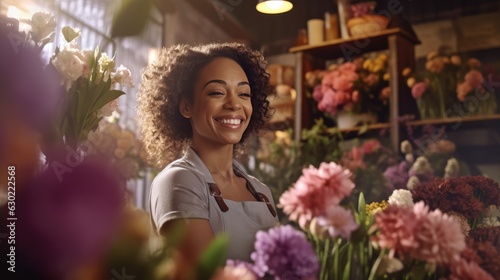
[265,1,284,10]
[256,0,293,14]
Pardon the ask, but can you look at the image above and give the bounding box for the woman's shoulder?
[152,158,207,191]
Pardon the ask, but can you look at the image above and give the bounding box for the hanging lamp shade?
[256,0,293,14]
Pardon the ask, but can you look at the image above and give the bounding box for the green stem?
[342,243,353,280]
[321,238,330,280]
[333,239,341,280]
[368,249,387,280]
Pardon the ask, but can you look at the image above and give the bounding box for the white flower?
[51,47,85,83]
[410,156,432,175]
[405,153,414,163]
[479,217,500,227]
[30,12,56,44]
[112,65,134,88]
[407,175,420,190]
[444,158,459,178]
[400,140,412,154]
[388,189,414,207]
[98,53,115,74]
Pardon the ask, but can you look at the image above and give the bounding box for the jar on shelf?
[295,28,308,46]
[324,12,340,41]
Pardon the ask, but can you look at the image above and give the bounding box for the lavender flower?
[251,225,319,279]
[384,161,410,190]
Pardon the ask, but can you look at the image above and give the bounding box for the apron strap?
[207,181,276,217]
[208,183,229,212]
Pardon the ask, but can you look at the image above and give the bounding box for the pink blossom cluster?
[278,162,355,229]
[341,140,382,172]
[312,62,359,116]
[370,201,466,265]
[456,69,486,101]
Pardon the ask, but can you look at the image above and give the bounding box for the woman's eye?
[239,93,251,98]
[208,91,224,96]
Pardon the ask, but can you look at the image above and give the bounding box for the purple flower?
[251,225,319,280]
[16,154,124,279]
[384,161,411,190]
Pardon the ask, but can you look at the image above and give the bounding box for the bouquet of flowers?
[231,161,498,279]
[306,53,390,125]
[403,50,497,120]
[24,12,134,153]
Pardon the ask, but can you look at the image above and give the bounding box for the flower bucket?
[336,111,377,130]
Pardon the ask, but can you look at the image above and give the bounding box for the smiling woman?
[137,43,278,273]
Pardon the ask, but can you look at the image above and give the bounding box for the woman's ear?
[179,98,191,118]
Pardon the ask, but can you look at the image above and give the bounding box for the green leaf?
[61,26,81,42]
[194,234,228,279]
[358,192,366,223]
[111,0,154,38]
[88,89,125,115]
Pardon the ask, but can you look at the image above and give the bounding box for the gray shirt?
[150,147,279,261]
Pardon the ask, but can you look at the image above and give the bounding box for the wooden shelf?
[338,122,390,133]
[289,28,420,60]
[407,114,500,127]
[332,114,500,134]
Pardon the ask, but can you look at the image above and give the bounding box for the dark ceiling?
[229,0,500,47]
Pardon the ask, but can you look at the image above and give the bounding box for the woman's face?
[180,57,253,147]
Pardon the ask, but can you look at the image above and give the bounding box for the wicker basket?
[347,15,389,37]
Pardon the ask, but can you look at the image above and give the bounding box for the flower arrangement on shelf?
[227,161,499,279]
[403,50,497,120]
[25,12,134,154]
[305,53,390,129]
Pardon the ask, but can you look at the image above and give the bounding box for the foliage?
[247,119,343,220]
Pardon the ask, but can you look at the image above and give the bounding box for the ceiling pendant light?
[256,0,293,14]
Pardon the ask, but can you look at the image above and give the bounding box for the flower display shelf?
[290,27,421,152]
[407,114,500,127]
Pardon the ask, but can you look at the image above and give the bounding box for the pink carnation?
[370,205,420,258]
[333,76,354,92]
[411,82,427,99]
[212,266,257,280]
[312,85,323,101]
[362,140,381,154]
[316,205,359,239]
[318,90,337,115]
[456,82,472,101]
[410,206,466,265]
[278,162,355,228]
[464,69,484,89]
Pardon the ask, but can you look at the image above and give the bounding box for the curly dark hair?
[137,42,273,168]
